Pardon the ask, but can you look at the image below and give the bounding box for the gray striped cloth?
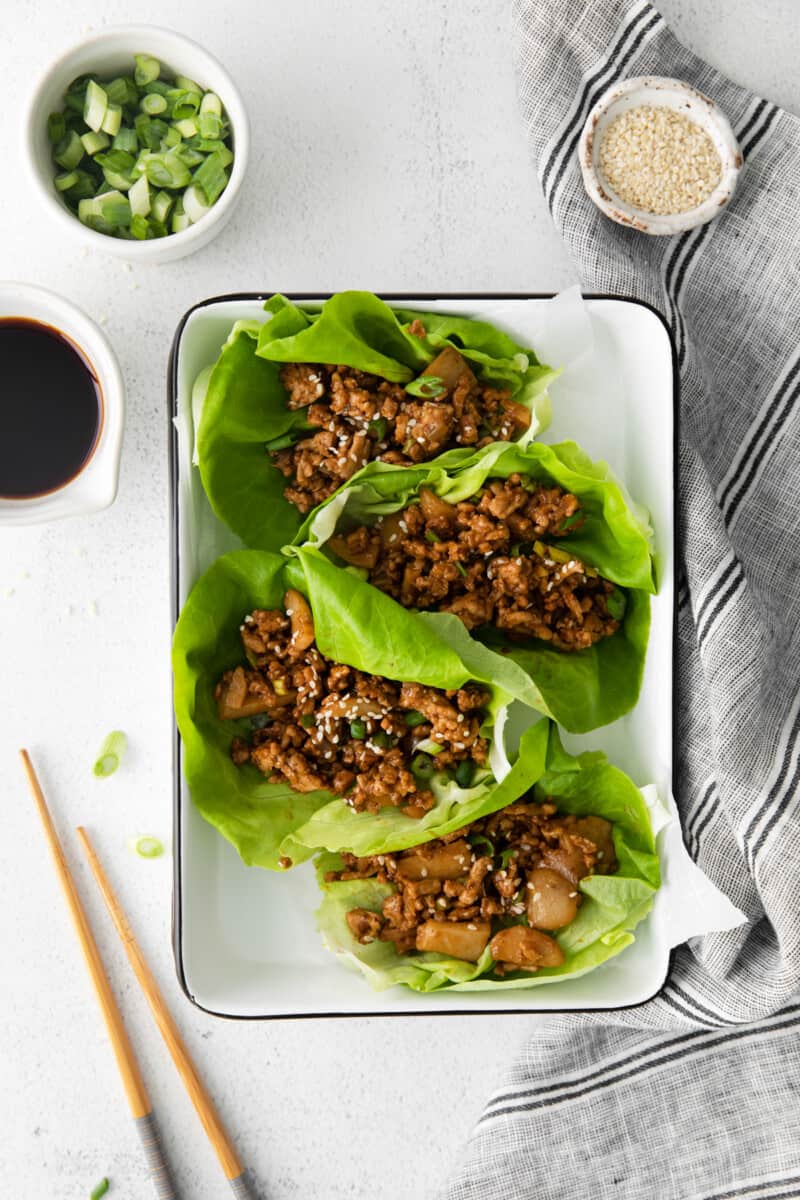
[441,3,800,1197]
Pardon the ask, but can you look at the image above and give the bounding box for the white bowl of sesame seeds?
[579,76,742,235]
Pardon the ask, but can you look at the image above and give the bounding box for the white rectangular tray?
[169,293,675,1018]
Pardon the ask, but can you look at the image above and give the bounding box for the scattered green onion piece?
[130,835,164,859]
[160,126,181,151]
[560,512,583,531]
[143,151,191,188]
[134,113,160,151]
[128,174,150,216]
[100,195,132,227]
[300,713,315,728]
[264,433,295,452]
[500,847,518,869]
[192,150,228,205]
[172,211,191,234]
[454,760,475,788]
[405,375,446,399]
[367,416,389,440]
[134,54,160,86]
[411,752,435,779]
[55,130,84,169]
[349,720,367,740]
[183,183,211,223]
[92,731,127,778]
[106,75,137,106]
[455,562,468,579]
[47,112,66,143]
[89,1179,110,1200]
[175,145,204,167]
[171,90,201,120]
[81,130,109,155]
[510,542,521,558]
[425,530,441,545]
[426,741,443,755]
[372,730,393,749]
[55,170,79,192]
[64,170,97,201]
[101,103,122,136]
[200,91,222,115]
[198,111,222,140]
[112,127,138,154]
[404,710,427,727]
[173,117,198,138]
[83,80,108,133]
[140,93,167,116]
[143,79,171,98]
[151,190,173,223]
[469,834,495,856]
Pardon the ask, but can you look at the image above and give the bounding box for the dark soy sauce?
[0,318,102,498]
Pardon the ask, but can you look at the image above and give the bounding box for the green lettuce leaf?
[172,549,548,870]
[296,439,656,732]
[314,729,660,993]
[195,292,558,550]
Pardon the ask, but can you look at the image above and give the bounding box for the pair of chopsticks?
[20,749,259,1200]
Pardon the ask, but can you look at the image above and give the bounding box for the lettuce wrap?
[315,726,660,993]
[172,549,553,870]
[290,439,656,733]
[195,291,558,551]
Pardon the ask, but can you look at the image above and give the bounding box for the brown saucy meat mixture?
[328,477,623,651]
[271,338,530,513]
[331,801,618,973]
[216,589,490,820]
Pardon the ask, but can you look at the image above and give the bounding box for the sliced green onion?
[175,73,202,92]
[372,730,393,749]
[192,150,228,205]
[63,169,97,201]
[510,542,521,558]
[468,834,495,856]
[47,112,66,143]
[81,130,109,155]
[151,189,173,223]
[404,710,427,727]
[173,117,198,138]
[367,416,389,440]
[106,75,138,106]
[100,195,131,226]
[90,1179,110,1200]
[133,54,160,86]
[128,174,150,216]
[200,91,222,115]
[411,752,435,779]
[349,720,367,740]
[182,183,211,223]
[175,145,204,167]
[143,79,172,98]
[265,433,295,452]
[172,211,191,234]
[560,512,583,531]
[140,92,167,115]
[300,713,315,728]
[454,760,475,788]
[101,103,122,136]
[425,530,441,545]
[161,125,182,149]
[54,130,84,169]
[500,847,518,869]
[170,89,201,120]
[405,375,446,399]
[54,170,79,192]
[92,731,127,778]
[129,835,164,859]
[455,562,468,579]
[143,151,192,188]
[83,80,108,133]
[198,111,222,140]
[112,127,138,154]
[134,113,160,151]
[129,213,150,239]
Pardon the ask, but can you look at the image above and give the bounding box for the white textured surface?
[0,3,796,1198]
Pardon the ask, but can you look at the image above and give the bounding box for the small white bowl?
[24,25,250,263]
[579,76,742,235]
[0,282,124,524]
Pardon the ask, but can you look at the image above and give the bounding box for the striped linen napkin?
[440,3,800,1197]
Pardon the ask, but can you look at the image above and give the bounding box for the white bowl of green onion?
[25,25,250,262]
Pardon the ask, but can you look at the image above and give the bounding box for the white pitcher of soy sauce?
[0,282,124,524]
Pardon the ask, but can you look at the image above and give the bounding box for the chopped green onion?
[173,117,198,138]
[300,713,315,728]
[192,150,228,205]
[89,1179,110,1200]
[405,375,446,399]
[54,170,79,192]
[143,79,172,98]
[468,834,495,856]
[129,213,151,239]
[81,130,109,155]
[372,730,393,749]
[54,130,84,170]
[404,710,427,727]
[455,562,468,579]
[106,75,138,106]
[175,145,205,167]
[130,835,164,859]
[151,190,173,223]
[128,174,150,217]
[101,104,122,136]
[265,433,295,452]
[198,111,222,139]
[500,847,518,869]
[349,720,367,740]
[560,512,583,531]
[92,731,127,778]
[161,125,182,149]
[425,530,441,544]
[183,183,211,223]
[63,169,97,201]
[134,54,160,86]
[510,542,521,558]
[170,89,201,120]
[47,112,66,143]
[411,752,435,779]
[454,760,475,788]
[200,91,222,116]
[83,80,108,133]
[112,127,138,154]
[140,93,167,116]
[134,113,160,151]
[367,416,389,440]
[172,211,191,234]
[143,151,191,188]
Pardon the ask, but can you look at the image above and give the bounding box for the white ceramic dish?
[24,25,249,264]
[0,281,124,524]
[169,293,676,1018]
[579,76,741,235]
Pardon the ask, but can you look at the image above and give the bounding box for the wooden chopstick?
[19,749,180,1200]
[76,826,259,1199]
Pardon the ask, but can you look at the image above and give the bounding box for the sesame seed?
[532,892,541,902]
[467,923,476,931]
[569,891,578,898]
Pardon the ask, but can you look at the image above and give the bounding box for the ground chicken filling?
[216,590,490,820]
[271,336,530,512]
[327,475,623,651]
[331,801,618,973]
